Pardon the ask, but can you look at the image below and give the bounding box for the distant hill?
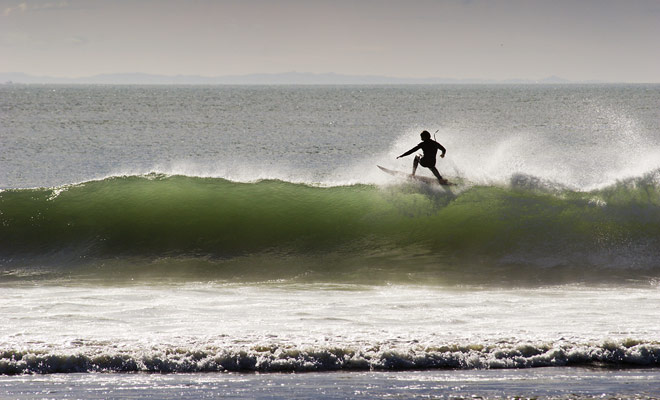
[0,71,597,85]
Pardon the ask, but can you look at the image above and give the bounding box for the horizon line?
[2,71,659,85]
[0,71,626,84]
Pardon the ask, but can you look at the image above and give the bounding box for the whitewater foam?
[2,340,659,374]
[2,282,660,375]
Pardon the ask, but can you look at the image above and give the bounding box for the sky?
[1,0,660,82]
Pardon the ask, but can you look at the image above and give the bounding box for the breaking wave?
[1,340,659,375]
[2,172,660,283]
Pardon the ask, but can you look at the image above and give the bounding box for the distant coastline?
[0,71,611,85]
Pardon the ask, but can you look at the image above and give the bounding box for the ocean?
[1,84,660,399]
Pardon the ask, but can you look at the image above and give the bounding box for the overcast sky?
[2,0,659,82]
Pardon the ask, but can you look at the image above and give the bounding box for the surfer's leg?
[429,166,444,183]
[413,155,420,176]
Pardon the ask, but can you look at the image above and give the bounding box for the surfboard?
[377,165,454,186]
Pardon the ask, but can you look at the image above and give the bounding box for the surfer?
[397,130,447,183]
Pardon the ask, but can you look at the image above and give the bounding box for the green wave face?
[2,174,660,284]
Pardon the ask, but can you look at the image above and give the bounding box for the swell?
[2,173,660,282]
[1,340,659,374]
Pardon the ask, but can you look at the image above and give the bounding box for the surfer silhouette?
[397,130,447,183]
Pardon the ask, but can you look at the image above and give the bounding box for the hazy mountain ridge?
[0,71,601,85]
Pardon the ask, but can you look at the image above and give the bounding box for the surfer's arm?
[436,142,446,158]
[397,145,420,159]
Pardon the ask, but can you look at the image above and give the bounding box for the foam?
[2,340,659,375]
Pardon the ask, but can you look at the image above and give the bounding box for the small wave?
[1,340,659,375]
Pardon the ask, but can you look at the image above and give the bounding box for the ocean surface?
[1,84,660,399]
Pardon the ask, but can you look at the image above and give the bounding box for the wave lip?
[2,340,659,375]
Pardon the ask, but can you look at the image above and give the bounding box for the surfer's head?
[420,130,431,140]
